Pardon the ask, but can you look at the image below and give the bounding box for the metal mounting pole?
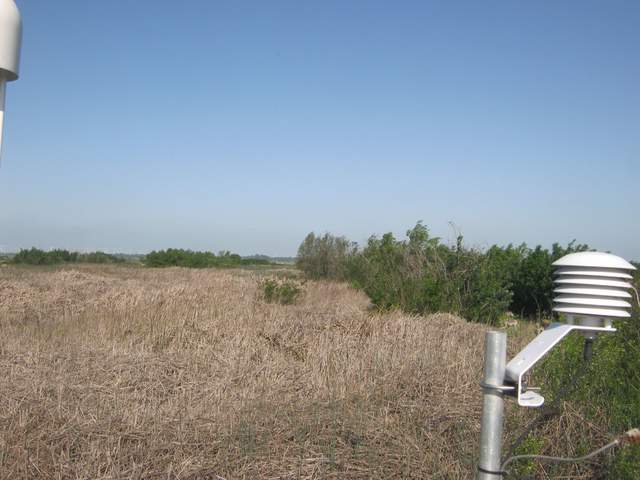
[478,331,507,479]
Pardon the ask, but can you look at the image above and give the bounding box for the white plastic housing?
[0,0,22,81]
[552,252,636,323]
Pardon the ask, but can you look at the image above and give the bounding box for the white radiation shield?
[0,0,22,159]
[505,251,635,407]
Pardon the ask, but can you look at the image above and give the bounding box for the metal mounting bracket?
[504,322,615,407]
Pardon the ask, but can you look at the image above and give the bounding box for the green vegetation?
[296,233,356,280]
[297,222,589,324]
[509,434,545,478]
[143,248,272,268]
[8,248,278,269]
[11,248,125,265]
[260,277,304,305]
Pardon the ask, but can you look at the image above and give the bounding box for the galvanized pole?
[478,331,507,479]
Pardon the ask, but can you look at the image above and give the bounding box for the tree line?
[9,247,274,269]
[142,248,272,268]
[10,248,125,265]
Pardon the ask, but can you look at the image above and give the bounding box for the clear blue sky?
[1,1,638,258]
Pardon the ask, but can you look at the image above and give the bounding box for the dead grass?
[0,265,537,479]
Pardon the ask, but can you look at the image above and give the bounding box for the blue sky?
[1,1,638,258]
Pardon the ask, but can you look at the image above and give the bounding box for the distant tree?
[296,232,357,280]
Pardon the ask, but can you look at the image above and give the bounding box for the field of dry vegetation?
[0,265,580,479]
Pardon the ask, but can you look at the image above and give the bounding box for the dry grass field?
[0,265,542,479]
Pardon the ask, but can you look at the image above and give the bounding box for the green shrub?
[260,278,304,305]
[354,225,513,324]
[300,223,513,324]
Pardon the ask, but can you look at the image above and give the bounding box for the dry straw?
[0,265,598,479]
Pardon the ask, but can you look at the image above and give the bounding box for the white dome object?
[0,0,22,81]
[553,251,636,270]
[552,251,636,323]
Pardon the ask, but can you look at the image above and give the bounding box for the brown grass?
[0,265,536,479]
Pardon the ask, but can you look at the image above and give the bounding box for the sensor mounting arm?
[504,322,615,407]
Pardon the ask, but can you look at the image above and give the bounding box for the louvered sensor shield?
[505,251,635,407]
[553,252,636,328]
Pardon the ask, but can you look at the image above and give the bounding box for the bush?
[260,278,304,305]
[346,224,512,324]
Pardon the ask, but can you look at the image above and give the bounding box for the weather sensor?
[477,251,636,479]
[0,0,22,159]
[505,251,635,407]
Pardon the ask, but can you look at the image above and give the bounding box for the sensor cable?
[501,428,640,475]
